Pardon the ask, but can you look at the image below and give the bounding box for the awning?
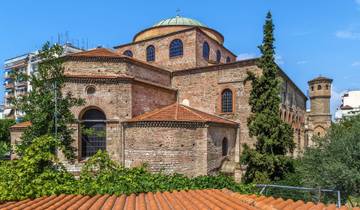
[4,109,12,116]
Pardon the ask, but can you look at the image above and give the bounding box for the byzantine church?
[11,16,332,177]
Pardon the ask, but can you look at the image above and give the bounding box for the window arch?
[169,39,183,57]
[216,50,221,63]
[146,45,155,62]
[203,41,210,60]
[317,85,322,90]
[123,50,133,57]
[80,108,106,158]
[226,56,231,63]
[222,138,228,156]
[221,89,233,113]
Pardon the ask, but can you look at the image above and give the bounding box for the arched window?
[311,86,314,91]
[222,138,228,156]
[216,50,221,63]
[169,39,183,57]
[203,42,210,60]
[123,50,133,57]
[146,45,155,62]
[81,109,106,158]
[226,56,231,63]
[326,84,329,90]
[317,85,322,90]
[221,89,233,113]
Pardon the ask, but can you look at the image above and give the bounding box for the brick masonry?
[10,22,330,178]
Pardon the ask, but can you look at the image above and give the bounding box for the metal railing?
[256,184,341,208]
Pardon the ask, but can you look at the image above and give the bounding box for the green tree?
[241,12,295,183]
[11,42,84,159]
[0,119,16,158]
[295,115,360,202]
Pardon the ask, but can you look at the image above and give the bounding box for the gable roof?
[127,103,238,126]
[0,189,354,210]
[67,48,121,58]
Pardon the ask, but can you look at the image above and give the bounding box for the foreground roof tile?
[127,103,238,126]
[0,189,358,210]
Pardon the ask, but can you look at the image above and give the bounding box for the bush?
[0,141,254,201]
[77,150,254,195]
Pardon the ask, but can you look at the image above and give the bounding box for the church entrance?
[80,109,106,159]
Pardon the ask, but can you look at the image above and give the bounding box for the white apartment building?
[3,43,82,121]
[335,90,360,121]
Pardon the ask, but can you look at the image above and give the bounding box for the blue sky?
[1,0,359,115]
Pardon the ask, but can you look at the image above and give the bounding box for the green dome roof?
[153,16,207,27]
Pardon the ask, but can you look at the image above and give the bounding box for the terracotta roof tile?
[0,189,355,210]
[127,103,238,126]
[64,73,133,80]
[68,48,121,58]
[10,121,32,129]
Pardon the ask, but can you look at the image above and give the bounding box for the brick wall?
[195,30,236,66]
[124,125,208,176]
[115,30,198,71]
[131,82,177,117]
[173,63,307,151]
[62,80,132,161]
[207,126,237,173]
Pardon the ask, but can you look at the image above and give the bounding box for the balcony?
[5,83,14,89]
[15,81,27,87]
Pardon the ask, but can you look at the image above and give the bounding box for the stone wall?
[10,129,24,159]
[115,30,198,71]
[123,124,208,176]
[62,79,131,161]
[64,60,171,87]
[115,28,236,71]
[207,126,237,173]
[195,30,236,66]
[172,62,308,152]
[131,82,177,117]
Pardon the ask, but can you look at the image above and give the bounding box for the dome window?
[203,41,210,60]
[226,56,231,63]
[216,50,221,63]
[146,45,155,62]
[169,39,183,58]
[123,50,133,57]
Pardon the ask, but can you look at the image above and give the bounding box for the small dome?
[153,16,207,27]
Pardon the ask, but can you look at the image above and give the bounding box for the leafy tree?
[0,135,76,201]
[241,12,295,183]
[11,42,84,159]
[0,119,15,158]
[294,115,360,202]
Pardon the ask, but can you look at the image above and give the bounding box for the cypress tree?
[241,12,295,183]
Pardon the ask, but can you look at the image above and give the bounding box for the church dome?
[153,16,207,27]
[133,16,224,44]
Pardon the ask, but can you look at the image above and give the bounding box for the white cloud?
[296,60,308,65]
[335,30,360,40]
[237,53,256,61]
[351,61,360,66]
[275,55,284,65]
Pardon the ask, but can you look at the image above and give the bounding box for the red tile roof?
[0,189,355,210]
[10,121,32,129]
[64,73,134,80]
[127,103,238,126]
[68,48,121,58]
